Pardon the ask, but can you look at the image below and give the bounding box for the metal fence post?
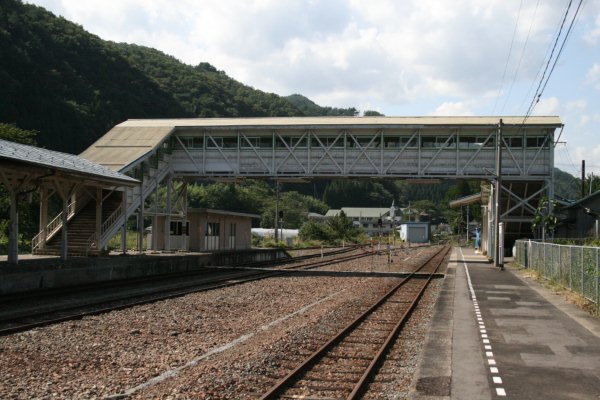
[569,246,573,291]
[596,248,599,313]
[581,246,585,297]
[558,245,562,285]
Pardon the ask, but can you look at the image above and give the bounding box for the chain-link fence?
[514,240,599,312]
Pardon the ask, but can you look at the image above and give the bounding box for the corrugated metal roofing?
[80,125,174,171]
[118,116,562,127]
[0,139,138,185]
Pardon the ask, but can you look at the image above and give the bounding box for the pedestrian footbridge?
[32,116,562,256]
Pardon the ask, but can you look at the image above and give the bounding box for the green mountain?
[0,0,354,154]
[285,94,358,117]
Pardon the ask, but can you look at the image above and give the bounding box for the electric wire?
[500,0,540,114]
[492,0,524,115]
[525,0,585,118]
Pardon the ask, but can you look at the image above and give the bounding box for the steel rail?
[259,245,450,400]
[0,248,374,336]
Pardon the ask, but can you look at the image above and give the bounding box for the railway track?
[0,246,371,336]
[259,245,451,400]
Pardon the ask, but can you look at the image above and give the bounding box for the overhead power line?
[492,0,524,115]
[524,0,585,118]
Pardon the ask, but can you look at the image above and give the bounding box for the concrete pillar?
[152,215,159,251]
[8,190,18,264]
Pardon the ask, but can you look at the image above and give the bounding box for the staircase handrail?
[98,154,172,249]
[86,232,98,256]
[101,204,123,235]
[31,199,78,253]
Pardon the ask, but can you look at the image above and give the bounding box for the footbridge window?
[384,136,417,149]
[422,136,456,148]
[458,136,494,149]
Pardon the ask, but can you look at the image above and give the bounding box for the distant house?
[325,206,399,237]
[555,191,600,238]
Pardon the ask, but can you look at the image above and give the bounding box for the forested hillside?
[0,0,588,248]
[0,0,355,154]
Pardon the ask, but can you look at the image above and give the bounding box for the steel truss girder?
[170,127,554,180]
[500,181,548,219]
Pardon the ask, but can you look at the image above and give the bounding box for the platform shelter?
[0,139,138,263]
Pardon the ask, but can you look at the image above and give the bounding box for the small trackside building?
[399,222,430,243]
[148,209,259,252]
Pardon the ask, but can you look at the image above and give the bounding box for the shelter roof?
[448,193,483,208]
[187,208,261,219]
[0,139,138,186]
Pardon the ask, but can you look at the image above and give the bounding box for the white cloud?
[587,63,600,90]
[531,97,561,115]
[584,14,600,45]
[26,0,573,111]
[566,99,587,111]
[430,102,474,116]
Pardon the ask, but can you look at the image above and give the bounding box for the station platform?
[412,247,600,400]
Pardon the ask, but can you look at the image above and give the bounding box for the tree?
[531,196,559,240]
[0,123,37,144]
[326,210,361,241]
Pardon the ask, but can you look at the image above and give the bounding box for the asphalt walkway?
[412,246,600,400]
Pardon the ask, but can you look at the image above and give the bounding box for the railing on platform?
[514,240,599,312]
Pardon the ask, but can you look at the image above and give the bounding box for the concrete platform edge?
[409,250,456,399]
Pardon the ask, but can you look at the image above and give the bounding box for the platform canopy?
[0,139,138,264]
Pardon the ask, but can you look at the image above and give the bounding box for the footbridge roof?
[80,116,562,173]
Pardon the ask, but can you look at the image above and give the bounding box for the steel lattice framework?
[45,116,563,254]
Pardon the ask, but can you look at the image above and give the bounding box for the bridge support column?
[164,176,172,252]
[8,190,18,264]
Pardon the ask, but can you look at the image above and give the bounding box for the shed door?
[409,227,426,243]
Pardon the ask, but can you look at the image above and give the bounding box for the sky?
[26,0,600,177]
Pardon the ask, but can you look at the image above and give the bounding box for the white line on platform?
[460,247,507,399]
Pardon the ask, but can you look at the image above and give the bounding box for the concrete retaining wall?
[0,249,287,295]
